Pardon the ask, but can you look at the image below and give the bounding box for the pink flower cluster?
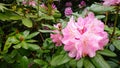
[22,0,36,6]
[103,0,120,6]
[50,12,109,59]
[64,7,73,16]
[79,1,86,8]
[64,2,73,16]
[50,23,62,46]
[40,3,57,10]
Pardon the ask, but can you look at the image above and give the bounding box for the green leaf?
[13,43,21,49]
[109,44,115,51]
[3,37,12,53]
[50,54,71,66]
[39,30,53,33]
[37,14,54,21]
[3,54,15,63]
[26,32,39,39]
[0,3,7,12]
[26,40,37,43]
[42,24,56,30]
[88,4,115,13]
[91,54,111,68]
[19,56,29,68]
[0,13,10,21]
[9,13,22,20]
[96,15,105,19]
[69,59,77,67]
[10,36,20,44]
[34,59,47,65]
[42,38,54,49]
[107,61,119,68]
[97,49,117,57]
[21,41,28,49]
[10,50,18,58]
[22,18,33,27]
[77,58,84,68]
[23,30,30,38]
[113,40,120,50]
[104,25,113,34]
[53,10,61,18]
[28,44,40,50]
[84,58,95,68]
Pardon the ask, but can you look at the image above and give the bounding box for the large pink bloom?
[103,0,120,6]
[62,12,109,59]
[50,23,63,46]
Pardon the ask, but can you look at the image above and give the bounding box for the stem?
[37,0,40,17]
[39,32,44,42]
[105,12,108,25]
[47,0,53,15]
[110,7,119,41]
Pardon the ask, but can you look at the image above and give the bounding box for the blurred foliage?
[0,0,120,68]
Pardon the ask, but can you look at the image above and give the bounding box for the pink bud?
[65,2,72,7]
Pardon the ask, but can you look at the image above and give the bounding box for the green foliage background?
[0,0,120,68]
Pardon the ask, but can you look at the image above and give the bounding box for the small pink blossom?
[40,3,57,10]
[50,23,63,46]
[29,0,36,6]
[103,0,120,6]
[22,0,27,5]
[79,1,86,8]
[64,7,73,16]
[52,3,57,9]
[65,2,72,7]
[62,12,109,59]
[40,3,48,10]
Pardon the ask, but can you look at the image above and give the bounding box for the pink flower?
[52,3,57,9]
[29,0,36,6]
[62,12,109,59]
[40,3,57,10]
[79,1,86,8]
[50,23,63,46]
[65,2,72,7]
[103,0,120,6]
[22,0,27,5]
[64,7,73,16]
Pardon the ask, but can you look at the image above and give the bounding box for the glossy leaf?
[39,30,53,33]
[23,30,30,38]
[84,58,95,68]
[10,36,20,44]
[77,58,84,68]
[69,59,77,68]
[88,4,115,13]
[3,37,13,53]
[28,44,40,50]
[22,18,33,28]
[26,32,39,39]
[113,40,120,50]
[37,14,54,21]
[19,56,29,68]
[91,54,111,68]
[97,49,117,57]
[13,43,21,49]
[21,41,28,49]
[34,59,47,65]
[26,40,37,43]
[50,54,71,66]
